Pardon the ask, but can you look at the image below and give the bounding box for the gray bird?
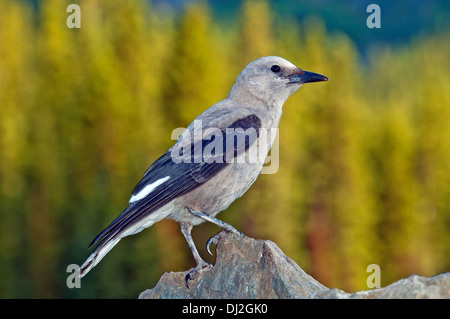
[79,56,328,285]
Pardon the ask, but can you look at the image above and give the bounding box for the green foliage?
[0,0,448,297]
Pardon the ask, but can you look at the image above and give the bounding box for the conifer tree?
[0,0,35,298]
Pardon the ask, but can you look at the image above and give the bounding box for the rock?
[139,232,450,299]
[314,273,450,299]
[139,232,327,299]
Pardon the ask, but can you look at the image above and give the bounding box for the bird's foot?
[206,227,244,255]
[185,207,244,255]
[184,260,212,288]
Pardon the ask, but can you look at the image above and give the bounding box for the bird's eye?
[270,65,281,73]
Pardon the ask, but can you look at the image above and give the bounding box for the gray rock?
[139,232,450,299]
[314,273,450,299]
[139,232,327,299]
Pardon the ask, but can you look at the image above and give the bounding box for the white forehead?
[248,56,297,69]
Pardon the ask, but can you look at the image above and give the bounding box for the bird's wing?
[88,113,262,252]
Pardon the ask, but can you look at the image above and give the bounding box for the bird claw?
[185,208,244,255]
[184,261,212,288]
[206,228,244,255]
[206,235,220,255]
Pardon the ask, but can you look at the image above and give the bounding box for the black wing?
[88,114,261,251]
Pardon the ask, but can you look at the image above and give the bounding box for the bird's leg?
[179,222,212,288]
[186,207,243,255]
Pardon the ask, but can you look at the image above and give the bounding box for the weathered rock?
[139,232,327,298]
[139,232,450,299]
[314,272,450,299]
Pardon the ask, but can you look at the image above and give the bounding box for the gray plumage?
[79,56,328,284]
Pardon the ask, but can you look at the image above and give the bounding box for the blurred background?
[0,0,449,298]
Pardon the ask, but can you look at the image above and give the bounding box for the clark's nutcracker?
[80,56,328,285]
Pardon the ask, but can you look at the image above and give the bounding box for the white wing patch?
[129,176,170,203]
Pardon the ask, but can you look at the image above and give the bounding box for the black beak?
[288,69,329,84]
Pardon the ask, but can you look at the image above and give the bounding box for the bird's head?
[229,56,328,105]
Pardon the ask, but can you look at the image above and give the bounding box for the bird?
[79,56,328,286]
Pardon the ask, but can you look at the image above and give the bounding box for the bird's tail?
[79,201,171,278]
[79,238,121,278]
